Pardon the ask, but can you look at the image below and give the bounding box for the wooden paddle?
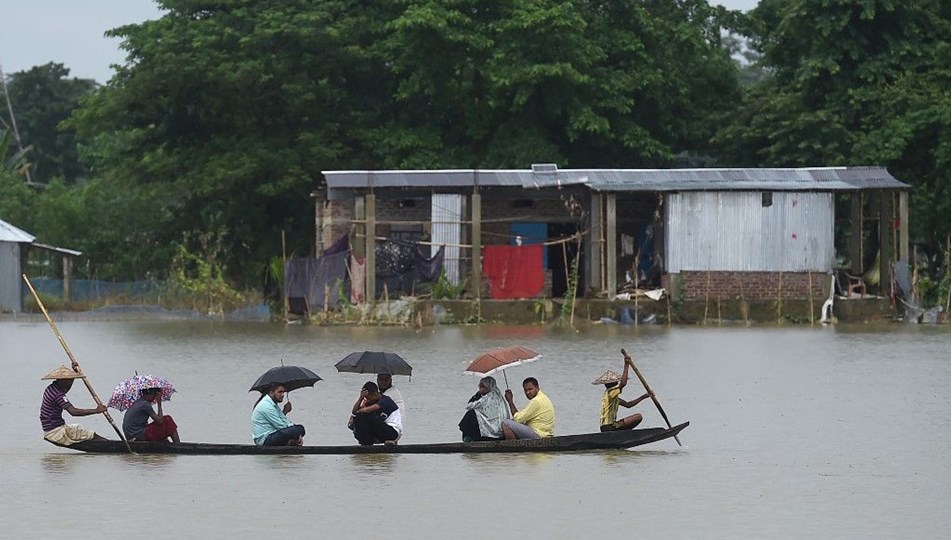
[621,348,682,446]
[23,274,134,453]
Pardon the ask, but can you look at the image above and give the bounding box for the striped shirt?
[40,383,70,432]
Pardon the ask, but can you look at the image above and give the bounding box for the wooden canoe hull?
[48,422,688,455]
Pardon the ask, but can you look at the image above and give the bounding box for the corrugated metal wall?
[431,194,462,284]
[666,192,834,272]
[0,242,22,312]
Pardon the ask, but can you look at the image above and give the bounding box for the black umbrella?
[250,365,323,393]
[334,351,413,377]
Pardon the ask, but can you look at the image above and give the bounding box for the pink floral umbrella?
[107,374,176,411]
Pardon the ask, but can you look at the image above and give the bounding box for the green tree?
[380,0,741,168]
[69,0,358,283]
[66,0,742,286]
[1,63,96,184]
[715,0,950,257]
[0,128,35,228]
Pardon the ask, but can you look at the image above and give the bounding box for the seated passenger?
[122,387,181,443]
[502,377,555,440]
[458,376,510,442]
[252,384,305,446]
[350,382,402,446]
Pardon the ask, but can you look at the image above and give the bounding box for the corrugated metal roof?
[322,166,908,193]
[585,166,908,192]
[0,219,35,243]
[32,242,82,257]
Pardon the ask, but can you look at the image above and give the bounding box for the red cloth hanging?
[483,244,544,299]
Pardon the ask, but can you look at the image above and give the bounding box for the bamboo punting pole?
[621,348,681,446]
[23,274,133,454]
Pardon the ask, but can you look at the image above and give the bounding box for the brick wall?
[665,271,830,301]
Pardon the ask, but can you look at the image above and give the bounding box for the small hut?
[0,219,81,312]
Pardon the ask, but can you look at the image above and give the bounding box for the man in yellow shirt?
[502,377,555,439]
[594,355,652,431]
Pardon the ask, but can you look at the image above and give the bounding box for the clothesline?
[351,230,587,249]
[349,215,541,225]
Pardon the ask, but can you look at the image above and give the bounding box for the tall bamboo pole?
[23,274,133,453]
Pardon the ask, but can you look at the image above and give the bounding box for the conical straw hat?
[41,365,84,380]
[592,370,621,385]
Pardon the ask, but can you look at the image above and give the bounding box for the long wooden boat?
[48,422,688,455]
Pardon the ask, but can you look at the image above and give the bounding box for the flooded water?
[1,320,948,539]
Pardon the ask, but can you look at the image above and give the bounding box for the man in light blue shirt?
[252,384,305,446]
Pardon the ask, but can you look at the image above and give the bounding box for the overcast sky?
[1,0,760,84]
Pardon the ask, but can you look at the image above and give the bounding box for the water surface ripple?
[1,322,948,539]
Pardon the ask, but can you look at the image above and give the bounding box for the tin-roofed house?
[0,219,82,313]
[316,166,910,321]
[0,219,35,312]
[584,167,910,318]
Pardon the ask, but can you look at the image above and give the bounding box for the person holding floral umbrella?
[122,387,180,443]
[110,374,180,443]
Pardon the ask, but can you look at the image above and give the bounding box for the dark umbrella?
[250,365,323,393]
[334,351,413,377]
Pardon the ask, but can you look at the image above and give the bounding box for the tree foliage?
[715,0,950,256]
[0,63,96,184]
[63,0,740,284]
[13,0,944,294]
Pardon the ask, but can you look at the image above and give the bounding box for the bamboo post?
[366,194,377,304]
[471,191,482,323]
[776,271,784,323]
[808,269,815,326]
[899,192,909,264]
[562,241,570,292]
[323,284,330,323]
[282,230,289,321]
[703,271,711,326]
[22,274,134,453]
[606,194,617,296]
[666,291,672,327]
[569,234,582,326]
